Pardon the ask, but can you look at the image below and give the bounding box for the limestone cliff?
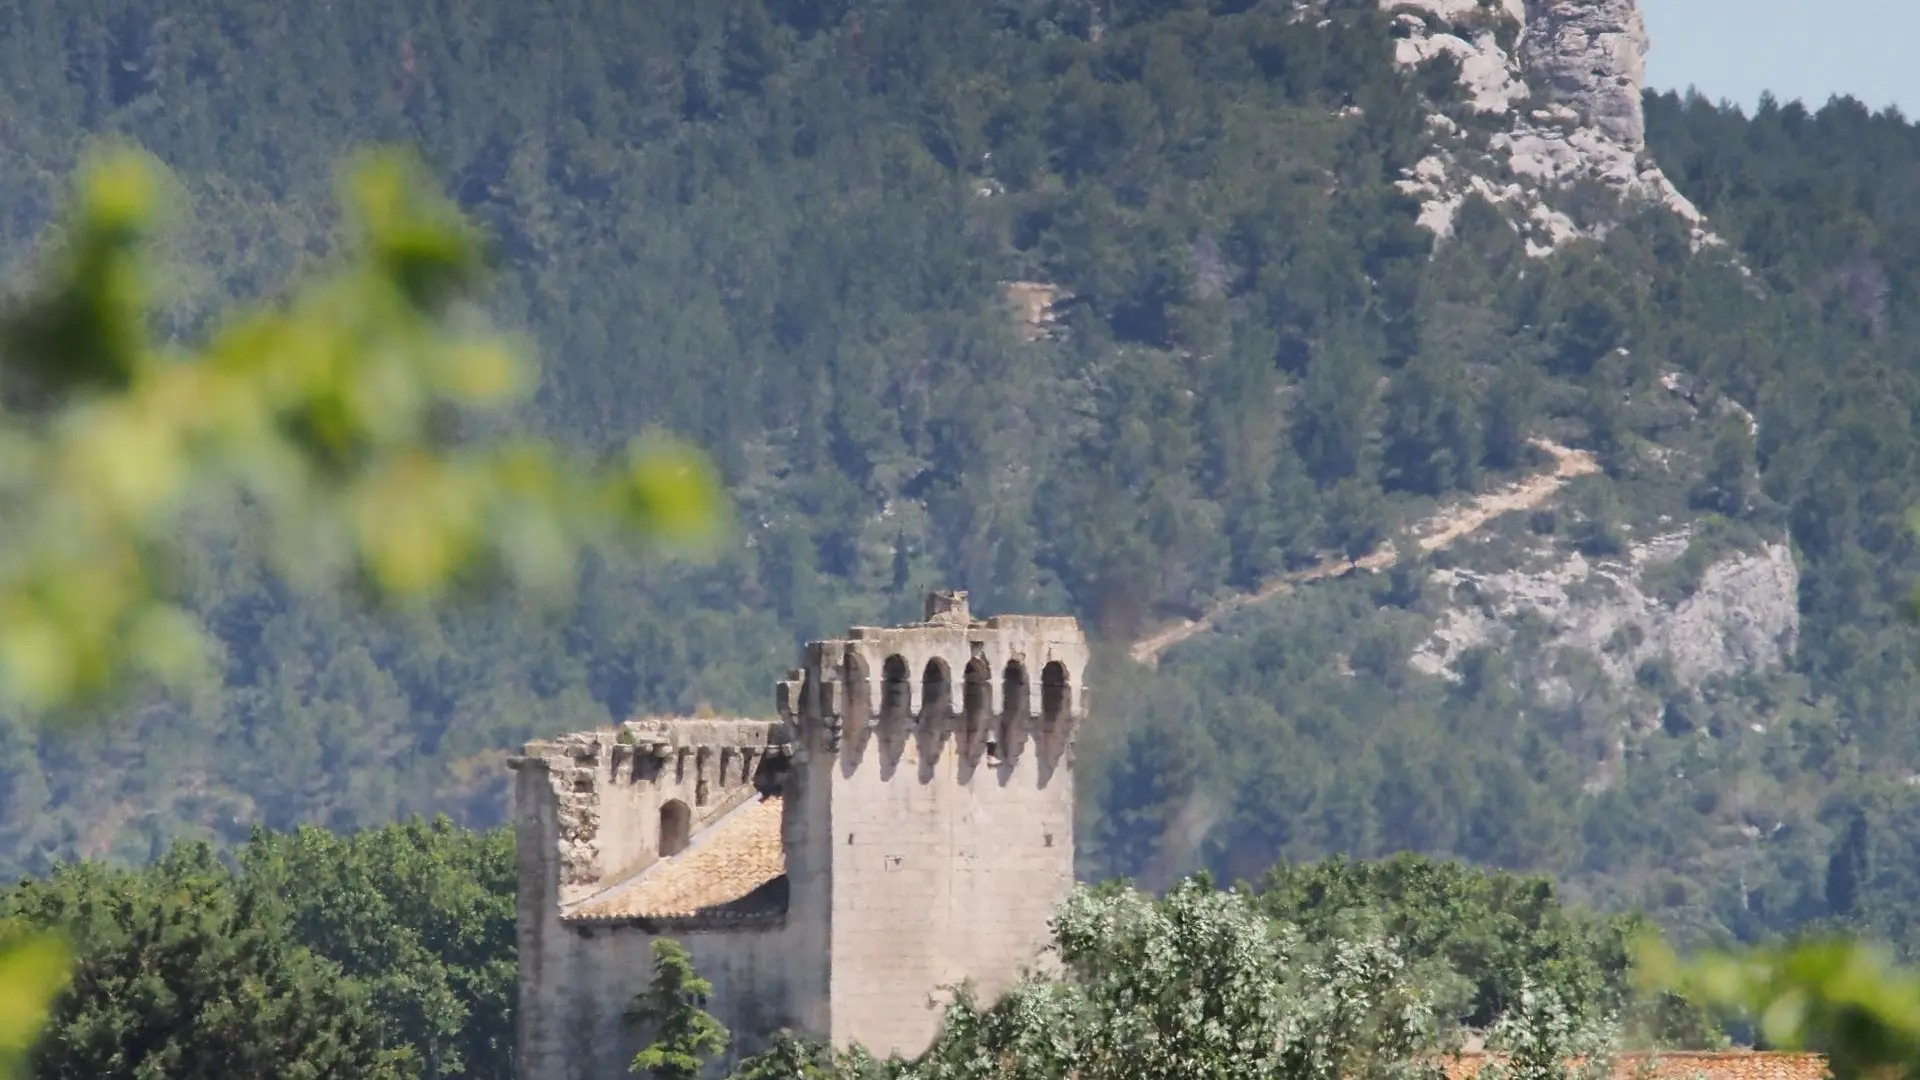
[1522,0,1649,149]
[1413,532,1800,700]
[1381,0,1717,256]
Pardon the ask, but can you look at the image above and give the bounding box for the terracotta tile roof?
[1445,1053,1829,1080]
[566,794,786,924]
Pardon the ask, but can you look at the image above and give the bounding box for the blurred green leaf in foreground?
[0,936,68,1078]
[1641,935,1920,1080]
[0,143,718,1077]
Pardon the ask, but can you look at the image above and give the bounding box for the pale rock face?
[1412,535,1800,693]
[1394,0,1524,21]
[1521,0,1649,149]
[1392,20,1528,115]
[1379,0,1720,255]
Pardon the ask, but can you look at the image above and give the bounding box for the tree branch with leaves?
[0,142,719,1079]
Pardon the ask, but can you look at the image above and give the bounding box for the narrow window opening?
[659,800,692,858]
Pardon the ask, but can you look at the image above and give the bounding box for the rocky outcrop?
[1381,0,1718,256]
[1413,534,1800,692]
[1390,0,1528,114]
[1521,0,1649,149]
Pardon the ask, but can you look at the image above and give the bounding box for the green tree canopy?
[2,845,408,1080]
[1,818,519,1080]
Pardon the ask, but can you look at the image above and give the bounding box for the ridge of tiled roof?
[1444,1051,1829,1080]
[565,793,786,925]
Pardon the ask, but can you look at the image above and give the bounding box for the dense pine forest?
[7,0,1920,981]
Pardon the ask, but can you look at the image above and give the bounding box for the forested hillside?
[6,0,1920,958]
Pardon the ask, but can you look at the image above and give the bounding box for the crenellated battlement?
[511,716,785,906]
[775,591,1090,768]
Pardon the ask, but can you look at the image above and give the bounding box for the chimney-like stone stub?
[924,589,972,625]
[778,592,1090,756]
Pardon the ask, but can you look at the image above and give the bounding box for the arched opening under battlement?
[960,657,993,757]
[921,658,952,722]
[963,658,992,722]
[881,654,911,725]
[1001,660,1030,718]
[996,659,1030,759]
[843,652,871,730]
[1041,661,1071,727]
[659,799,691,858]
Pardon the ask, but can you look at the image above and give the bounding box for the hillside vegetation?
[4,0,1920,957]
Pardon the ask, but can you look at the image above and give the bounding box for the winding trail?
[1128,439,1599,666]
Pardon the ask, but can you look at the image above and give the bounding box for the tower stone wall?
[777,590,1089,1056]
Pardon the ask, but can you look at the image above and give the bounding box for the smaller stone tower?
[511,593,1089,1078]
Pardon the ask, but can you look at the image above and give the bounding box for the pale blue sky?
[1641,0,1920,116]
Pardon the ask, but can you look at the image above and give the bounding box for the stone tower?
[511,592,1089,1078]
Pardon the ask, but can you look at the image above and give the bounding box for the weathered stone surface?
[1521,0,1649,149]
[514,718,782,904]
[1392,21,1528,116]
[1381,0,1719,255]
[1413,535,1800,692]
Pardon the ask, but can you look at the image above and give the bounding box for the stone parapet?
[775,590,1090,764]
[510,716,785,902]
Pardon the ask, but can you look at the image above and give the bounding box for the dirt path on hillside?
[1127,439,1599,666]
